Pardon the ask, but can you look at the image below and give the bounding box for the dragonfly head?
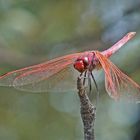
[74,56,89,73]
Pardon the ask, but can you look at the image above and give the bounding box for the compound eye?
[73,60,85,73]
[83,57,89,66]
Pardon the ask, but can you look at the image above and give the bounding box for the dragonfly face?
[73,57,88,73]
[73,52,97,73]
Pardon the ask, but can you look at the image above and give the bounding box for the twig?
[77,76,96,140]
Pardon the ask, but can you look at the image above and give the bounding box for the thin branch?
[77,76,96,140]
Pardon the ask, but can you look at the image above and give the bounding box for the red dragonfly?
[0,32,140,102]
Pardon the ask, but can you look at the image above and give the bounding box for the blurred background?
[0,0,140,140]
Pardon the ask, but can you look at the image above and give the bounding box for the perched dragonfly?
[0,32,140,102]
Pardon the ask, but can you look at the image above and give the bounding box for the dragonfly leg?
[87,71,92,95]
[78,72,87,96]
[79,71,93,96]
[83,70,87,86]
[91,72,99,105]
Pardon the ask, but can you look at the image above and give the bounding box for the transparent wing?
[14,65,79,92]
[95,51,140,103]
[0,53,81,92]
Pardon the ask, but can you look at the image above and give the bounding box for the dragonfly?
[0,32,140,103]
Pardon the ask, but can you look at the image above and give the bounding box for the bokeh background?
[0,0,140,140]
